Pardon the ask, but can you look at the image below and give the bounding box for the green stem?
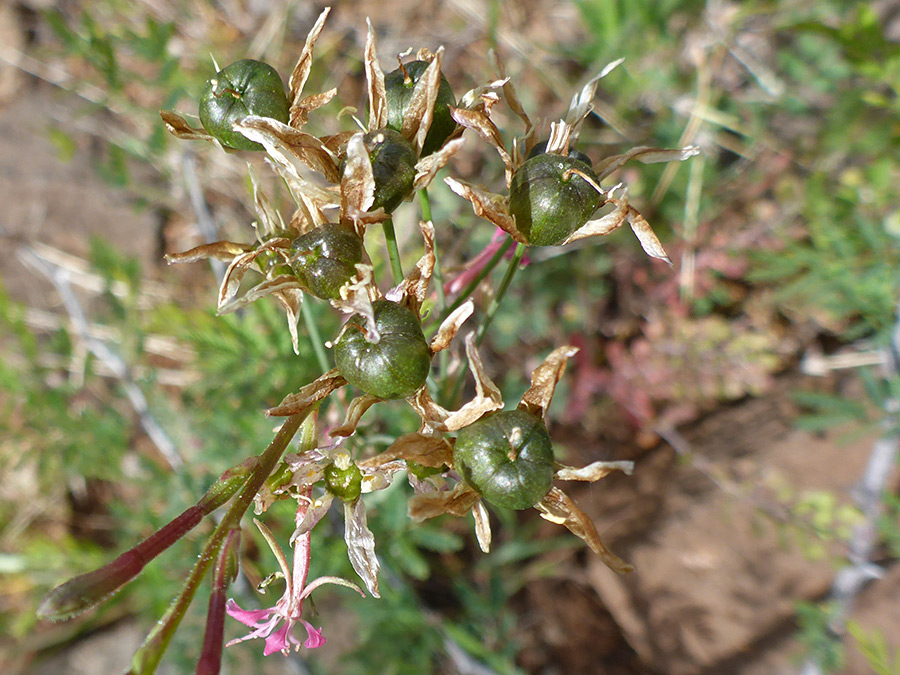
[381,217,404,284]
[302,299,330,374]
[476,242,526,346]
[425,237,514,338]
[129,412,309,675]
[444,242,526,407]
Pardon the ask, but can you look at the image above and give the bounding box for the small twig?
[21,246,184,470]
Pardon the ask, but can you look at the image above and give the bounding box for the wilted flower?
[225,494,364,656]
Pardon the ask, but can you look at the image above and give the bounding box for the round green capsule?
[290,224,363,299]
[198,59,289,151]
[384,60,456,156]
[453,410,554,510]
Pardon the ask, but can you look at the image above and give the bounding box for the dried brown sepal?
[595,145,700,181]
[330,264,381,342]
[555,460,634,482]
[291,88,338,131]
[270,163,331,230]
[364,19,387,131]
[413,137,465,191]
[401,47,445,153]
[409,333,502,432]
[626,202,671,265]
[517,345,578,420]
[159,110,217,144]
[449,107,514,182]
[443,177,525,244]
[536,487,633,574]
[490,51,531,132]
[564,58,624,141]
[562,189,628,244]
[288,7,331,127]
[393,220,435,315]
[164,241,252,265]
[235,116,341,184]
[249,168,286,237]
[341,132,376,215]
[329,394,380,437]
[429,300,474,353]
[359,433,453,470]
[472,500,492,553]
[216,240,291,308]
[267,369,348,417]
[218,274,303,317]
[271,287,305,355]
[344,499,380,598]
[408,481,482,521]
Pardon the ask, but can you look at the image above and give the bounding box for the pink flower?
[225,498,364,656]
[444,228,529,296]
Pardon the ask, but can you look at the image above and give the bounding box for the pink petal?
[263,622,292,656]
[302,621,327,649]
[225,598,275,627]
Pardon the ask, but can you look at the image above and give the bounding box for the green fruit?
[334,300,432,400]
[324,462,363,502]
[199,59,290,151]
[508,153,601,246]
[384,60,456,156]
[290,224,363,299]
[362,129,417,213]
[453,410,554,510]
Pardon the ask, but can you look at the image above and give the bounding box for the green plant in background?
[847,621,900,675]
[29,7,698,673]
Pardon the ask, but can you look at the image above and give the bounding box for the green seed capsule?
[334,300,432,400]
[290,224,363,300]
[363,129,417,213]
[324,462,363,502]
[453,410,554,510]
[198,59,290,151]
[508,153,601,247]
[384,60,457,156]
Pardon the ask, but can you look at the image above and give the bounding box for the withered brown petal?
[329,394,380,438]
[330,264,381,342]
[271,287,305,355]
[401,47,444,153]
[364,19,387,131]
[291,88,338,129]
[562,194,628,244]
[413,138,465,190]
[429,300,474,353]
[249,168,285,237]
[217,274,303,316]
[627,204,671,265]
[472,500,492,553]
[536,488,634,574]
[449,107,514,181]
[595,145,700,181]
[490,51,531,131]
[267,369,347,417]
[235,116,340,183]
[159,110,216,143]
[555,460,634,482]
[359,433,453,470]
[164,241,252,265]
[443,177,525,244]
[564,58,624,140]
[518,345,579,420]
[395,220,435,314]
[341,132,376,216]
[288,7,331,124]
[408,482,482,521]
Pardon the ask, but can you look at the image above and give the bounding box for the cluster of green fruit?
[192,54,605,510]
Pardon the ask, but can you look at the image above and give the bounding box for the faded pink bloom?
[444,228,529,296]
[225,496,364,656]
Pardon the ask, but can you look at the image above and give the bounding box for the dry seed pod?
[334,300,432,400]
[508,153,601,246]
[290,224,363,300]
[199,59,290,151]
[453,410,554,510]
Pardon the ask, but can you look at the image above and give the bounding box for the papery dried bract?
[518,346,578,420]
[430,301,474,353]
[444,177,524,243]
[329,395,380,437]
[160,110,217,144]
[341,132,376,215]
[364,19,387,131]
[536,488,633,574]
[472,500,492,553]
[450,107,514,180]
[595,145,700,181]
[164,241,252,265]
[408,481,482,521]
[394,221,435,314]
[555,460,634,482]
[359,433,454,469]
[267,369,348,417]
[330,264,381,342]
[413,138,465,190]
[344,499,380,598]
[288,8,331,127]
[235,116,341,184]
